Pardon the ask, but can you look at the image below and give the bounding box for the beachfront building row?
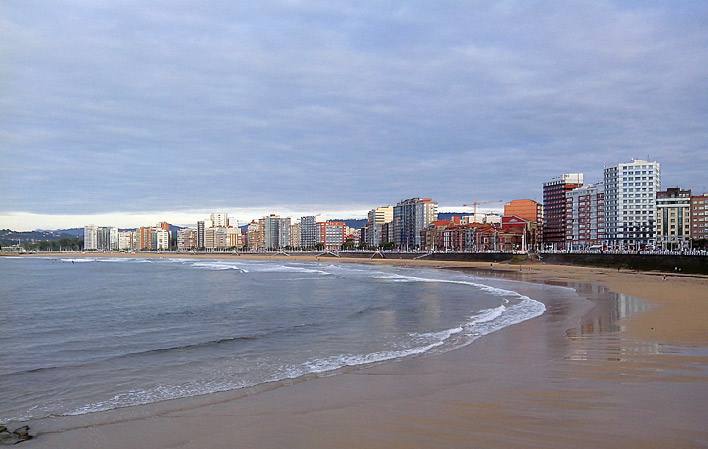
[84,223,171,251]
[419,214,538,252]
[545,159,706,250]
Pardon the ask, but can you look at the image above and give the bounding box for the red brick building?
[542,173,583,250]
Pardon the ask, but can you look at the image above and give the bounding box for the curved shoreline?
[7,253,708,448]
[2,257,549,423]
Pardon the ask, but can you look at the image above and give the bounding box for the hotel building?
[604,160,661,249]
[656,188,691,250]
[543,173,583,250]
[565,183,605,250]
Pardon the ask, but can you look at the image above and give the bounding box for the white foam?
[471,305,506,324]
[60,258,95,263]
[190,262,249,273]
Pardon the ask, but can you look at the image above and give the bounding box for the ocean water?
[0,257,545,422]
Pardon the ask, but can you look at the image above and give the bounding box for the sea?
[0,256,546,423]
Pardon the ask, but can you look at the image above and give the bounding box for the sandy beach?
[6,252,708,448]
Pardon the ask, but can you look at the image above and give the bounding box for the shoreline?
[6,252,708,448]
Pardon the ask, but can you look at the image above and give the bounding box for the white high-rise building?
[84,225,98,250]
[366,206,393,247]
[210,212,229,228]
[152,229,170,251]
[109,227,119,251]
[118,230,135,250]
[603,159,661,249]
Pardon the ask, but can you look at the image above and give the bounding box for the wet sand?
[7,252,708,448]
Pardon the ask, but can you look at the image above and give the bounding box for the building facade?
[152,229,170,250]
[83,225,98,250]
[177,228,197,251]
[196,221,205,249]
[261,215,290,250]
[543,173,583,250]
[227,227,242,248]
[247,220,264,250]
[565,183,605,250]
[655,188,691,250]
[392,198,438,250]
[205,227,228,249]
[300,216,319,249]
[290,222,301,248]
[691,193,708,243]
[366,206,394,247]
[504,199,543,250]
[604,160,661,249]
[118,230,135,250]
[210,212,229,228]
[318,221,347,250]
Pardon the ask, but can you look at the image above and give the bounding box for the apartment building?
[543,173,583,250]
[299,216,320,249]
[604,160,661,249]
[565,183,605,250]
[366,205,393,247]
[392,198,438,250]
[691,193,708,242]
[177,228,197,250]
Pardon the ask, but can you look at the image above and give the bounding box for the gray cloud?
[1,0,707,217]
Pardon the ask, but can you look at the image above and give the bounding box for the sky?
[1,1,707,230]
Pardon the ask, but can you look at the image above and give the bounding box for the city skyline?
[2,1,708,230]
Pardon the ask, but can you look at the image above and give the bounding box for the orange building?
[503,199,542,224]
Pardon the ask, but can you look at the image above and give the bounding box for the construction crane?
[462,200,503,216]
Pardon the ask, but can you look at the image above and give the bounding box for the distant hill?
[0,229,79,245]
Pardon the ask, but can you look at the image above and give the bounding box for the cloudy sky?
[1,1,707,230]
